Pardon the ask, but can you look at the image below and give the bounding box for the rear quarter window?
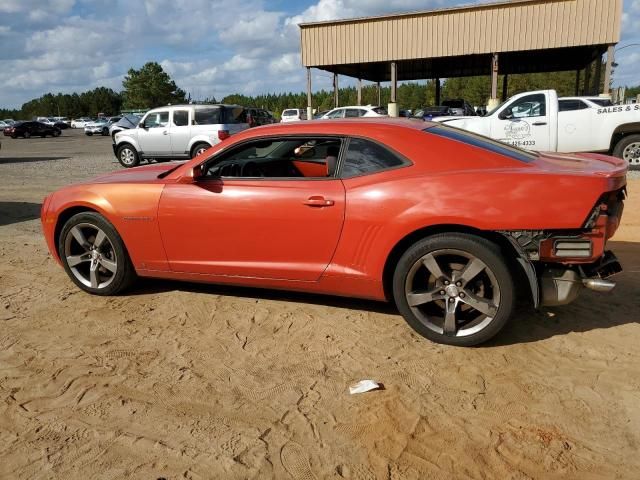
[222,106,246,124]
[425,125,536,163]
[341,137,408,178]
[194,107,221,125]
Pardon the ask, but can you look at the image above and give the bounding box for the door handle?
[303,196,334,207]
[162,130,169,135]
[532,122,547,126]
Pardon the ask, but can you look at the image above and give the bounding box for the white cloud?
[0,0,639,109]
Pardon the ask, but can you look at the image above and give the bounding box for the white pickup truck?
[434,90,640,169]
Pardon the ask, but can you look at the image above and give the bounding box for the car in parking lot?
[281,109,307,122]
[71,117,93,128]
[318,105,388,119]
[42,118,626,346]
[441,99,477,116]
[84,118,111,136]
[113,104,249,167]
[108,114,140,139]
[0,120,11,131]
[246,108,276,127]
[3,121,61,138]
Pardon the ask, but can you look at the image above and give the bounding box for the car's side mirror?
[498,108,513,120]
[178,164,204,184]
[139,121,147,129]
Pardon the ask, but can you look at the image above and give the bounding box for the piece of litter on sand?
[349,380,383,394]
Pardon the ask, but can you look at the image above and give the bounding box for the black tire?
[613,134,640,170]
[191,142,211,158]
[58,212,136,296]
[86,132,93,136]
[10,134,16,139]
[24,131,31,139]
[392,233,515,346]
[116,143,140,168]
[102,127,109,136]
[53,130,61,137]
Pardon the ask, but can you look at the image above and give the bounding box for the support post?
[306,68,313,121]
[502,74,508,101]
[593,54,602,94]
[603,44,615,96]
[435,78,441,105]
[488,53,499,110]
[583,61,591,96]
[389,61,398,117]
[377,82,381,106]
[357,78,362,106]
[575,70,581,95]
[333,73,339,108]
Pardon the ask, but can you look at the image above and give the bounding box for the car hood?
[533,151,627,178]
[84,162,182,184]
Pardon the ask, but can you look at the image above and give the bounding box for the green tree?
[122,62,186,109]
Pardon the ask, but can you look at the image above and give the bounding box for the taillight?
[218,130,230,141]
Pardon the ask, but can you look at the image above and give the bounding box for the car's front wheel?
[393,233,515,346]
[102,127,109,136]
[59,212,136,295]
[116,144,140,168]
[24,131,31,139]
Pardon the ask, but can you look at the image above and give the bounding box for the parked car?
[71,117,93,128]
[84,118,110,136]
[0,120,10,131]
[281,109,307,122]
[3,121,61,138]
[42,118,626,346]
[113,104,249,167]
[108,114,140,140]
[313,110,330,119]
[441,99,477,116]
[319,105,388,119]
[246,108,276,127]
[414,106,454,120]
[432,89,640,169]
[3,119,15,125]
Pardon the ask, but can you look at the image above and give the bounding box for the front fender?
[46,184,169,271]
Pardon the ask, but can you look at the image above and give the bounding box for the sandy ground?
[1,130,639,479]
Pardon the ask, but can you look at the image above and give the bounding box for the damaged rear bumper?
[540,250,622,306]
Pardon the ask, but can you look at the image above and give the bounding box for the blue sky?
[0,0,638,109]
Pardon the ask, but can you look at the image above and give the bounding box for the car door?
[489,93,552,151]
[157,136,346,281]
[138,110,171,155]
[557,99,594,152]
[169,109,191,156]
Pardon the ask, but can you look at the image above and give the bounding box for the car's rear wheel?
[53,130,60,137]
[613,134,640,170]
[191,142,211,158]
[59,212,136,295]
[117,144,140,168]
[24,131,31,139]
[102,127,109,136]
[393,233,515,346]
[86,132,93,136]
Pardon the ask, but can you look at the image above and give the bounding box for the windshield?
[442,100,464,108]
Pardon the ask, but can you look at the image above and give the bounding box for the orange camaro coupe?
[41,119,626,346]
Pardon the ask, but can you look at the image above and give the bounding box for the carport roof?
[299,0,623,81]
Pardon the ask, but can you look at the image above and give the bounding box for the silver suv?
[113,104,248,167]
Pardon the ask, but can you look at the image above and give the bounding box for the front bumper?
[85,126,105,134]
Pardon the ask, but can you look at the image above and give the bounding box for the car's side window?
[327,109,344,119]
[203,137,343,179]
[559,100,588,112]
[173,110,189,126]
[194,107,221,125]
[144,111,169,128]
[507,94,546,118]
[345,109,360,118]
[341,138,407,178]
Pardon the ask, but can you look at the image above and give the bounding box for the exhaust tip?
[582,278,616,292]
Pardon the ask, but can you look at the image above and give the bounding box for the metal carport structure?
[299,0,623,117]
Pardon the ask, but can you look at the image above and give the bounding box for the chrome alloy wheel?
[64,223,118,289]
[120,147,136,166]
[623,141,640,167]
[404,249,500,337]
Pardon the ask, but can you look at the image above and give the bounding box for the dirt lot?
[1,129,639,479]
